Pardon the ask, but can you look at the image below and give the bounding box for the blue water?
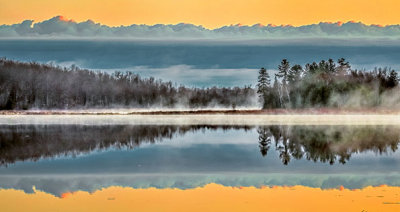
[1,39,400,87]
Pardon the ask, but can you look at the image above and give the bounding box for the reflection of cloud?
[1,173,400,196]
[2,16,400,38]
[60,192,73,199]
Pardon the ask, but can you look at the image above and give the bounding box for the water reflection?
[1,124,400,195]
[0,125,399,166]
[257,126,400,165]
[0,125,252,166]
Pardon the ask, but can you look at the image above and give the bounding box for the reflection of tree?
[0,125,252,166]
[257,127,271,157]
[277,141,291,165]
[1,125,399,167]
[257,125,400,165]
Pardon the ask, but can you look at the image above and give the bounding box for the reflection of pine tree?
[288,140,303,160]
[338,153,351,164]
[255,125,400,166]
[276,137,291,165]
[257,127,271,157]
[279,146,291,165]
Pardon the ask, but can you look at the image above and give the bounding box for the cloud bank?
[1,16,400,39]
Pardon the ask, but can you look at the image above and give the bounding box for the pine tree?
[276,59,291,107]
[257,68,271,108]
[273,76,282,108]
[337,58,350,75]
[257,68,270,94]
[276,59,290,82]
[327,58,336,73]
[287,64,302,84]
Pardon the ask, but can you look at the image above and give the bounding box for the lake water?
[0,123,399,196]
[1,39,400,87]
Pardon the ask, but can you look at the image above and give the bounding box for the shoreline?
[1,108,400,115]
[1,114,400,125]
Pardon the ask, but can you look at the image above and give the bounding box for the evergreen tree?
[257,68,270,96]
[272,76,282,108]
[276,59,291,108]
[287,64,302,84]
[337,58,351,74]
[327,58,336,73]
[287,65,303,107]
[305,62,319,75]
[276,59,290,82]
[257,67,271,108]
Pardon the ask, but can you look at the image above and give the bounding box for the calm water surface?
[0,124,399,196]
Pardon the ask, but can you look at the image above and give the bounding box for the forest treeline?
[257,58,399,109]
[0,59,255,109]
[1,58,399,110]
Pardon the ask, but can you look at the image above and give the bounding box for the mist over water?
[1,39,400,87]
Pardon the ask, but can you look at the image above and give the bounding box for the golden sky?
[1,184,400,211]
[1,0,400,28]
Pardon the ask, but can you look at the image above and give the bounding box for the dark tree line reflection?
[257,125,400,165]
[0,125,399,166]
[0,125,251,166]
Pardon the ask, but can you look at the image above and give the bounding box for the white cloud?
[2,16,400,39]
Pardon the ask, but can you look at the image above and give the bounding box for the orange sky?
[1,184,400,211]
[1,0,400,28]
